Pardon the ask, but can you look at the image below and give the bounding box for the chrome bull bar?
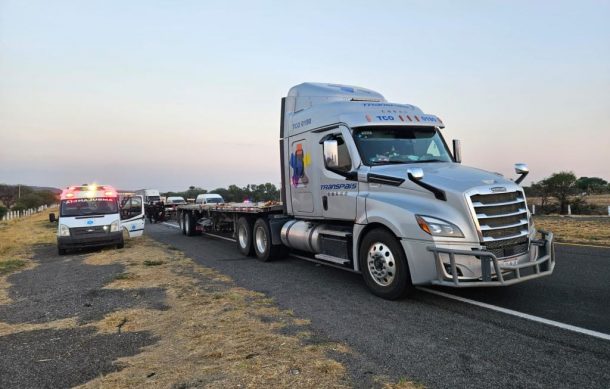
[427,231,555,287]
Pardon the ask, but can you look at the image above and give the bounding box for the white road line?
[203,232,237,242]
[418,287,610,341]
[157,222,610,341]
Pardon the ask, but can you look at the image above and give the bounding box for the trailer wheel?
[253,218,286,262]
[180,212,187,235]
[58,247,66,256]
[359,228,414,300]
[236,217,254,256]
[185,212,200,237]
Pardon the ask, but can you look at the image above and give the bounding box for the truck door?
[318,127,358,220]
[120,195,145,238]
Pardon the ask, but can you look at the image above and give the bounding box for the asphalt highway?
[148,223,610,388]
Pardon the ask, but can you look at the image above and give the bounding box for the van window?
[60,197,118,217]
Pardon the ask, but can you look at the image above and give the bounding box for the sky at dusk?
[1,1,609,191]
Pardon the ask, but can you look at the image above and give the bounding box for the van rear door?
[120,195,145,238]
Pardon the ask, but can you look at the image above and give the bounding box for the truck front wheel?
[359,228,414,300]
[237,217,254,256]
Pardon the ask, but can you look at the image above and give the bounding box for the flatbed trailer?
[176,202,289,260]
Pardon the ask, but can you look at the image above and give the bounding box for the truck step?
[318,229,352,238]
[314,254,351,265]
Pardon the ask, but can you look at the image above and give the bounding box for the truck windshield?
[206,198,223,204]
[60,197,119,217]
[353,126,453,165]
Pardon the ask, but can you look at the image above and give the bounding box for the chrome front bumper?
[427,231,555,287]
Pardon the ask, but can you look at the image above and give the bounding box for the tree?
[575,177,608,194]
[541,171,577,214]
[0,184,19,209]
[529,181,552,212]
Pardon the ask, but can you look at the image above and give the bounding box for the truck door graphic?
[290,143,311,187]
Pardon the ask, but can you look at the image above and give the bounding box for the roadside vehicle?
[135,188,161,203]
[51,184,145,255]
[176,83,555,299]
[165,196,187,219]
[195,194,225,205]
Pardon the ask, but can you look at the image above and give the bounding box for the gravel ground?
[0,245,164,388]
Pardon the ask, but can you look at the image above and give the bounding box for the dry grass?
[0,212,418,388]
[0,208,56,303]
[77,236,352,388]
[534,216,610,246]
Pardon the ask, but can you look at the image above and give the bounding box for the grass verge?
[0,209,56,303]
[534,216,610,246]
[0,214,420,388]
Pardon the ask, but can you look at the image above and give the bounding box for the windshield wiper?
[370,160,409,165]
[410,159,447,164]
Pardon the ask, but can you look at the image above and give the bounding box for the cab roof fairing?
[285,82,386,115]
[284,100,444,138]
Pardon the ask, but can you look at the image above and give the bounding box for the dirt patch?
[78,237,353,388]
[534,216,610,246]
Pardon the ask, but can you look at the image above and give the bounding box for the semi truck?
[176,83,555,299]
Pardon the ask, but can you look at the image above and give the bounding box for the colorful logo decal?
[290,143,311,187]
[86,219,94,225]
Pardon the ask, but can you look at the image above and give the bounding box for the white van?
[195,193,225,205]
[51,184,145,255]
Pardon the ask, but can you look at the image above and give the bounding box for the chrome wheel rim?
[238,225,248,248]
[367,242,396,287]
[255,226,267,254]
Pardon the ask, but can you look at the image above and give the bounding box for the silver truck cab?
[278,83,554,299]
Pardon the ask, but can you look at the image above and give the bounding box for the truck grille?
[71,226,107,236]
[470,190,529,258]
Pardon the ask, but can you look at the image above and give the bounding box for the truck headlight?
[59,224,70,237]
[415,215,464,238]
[110,220,120,232]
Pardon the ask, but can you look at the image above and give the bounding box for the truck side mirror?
[514,163,529,184]
[49,213,56,223]
[407,168,424,181]
[323,139,339,169]
[452,139,462,163]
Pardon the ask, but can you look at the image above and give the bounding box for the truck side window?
[324,134,352,173]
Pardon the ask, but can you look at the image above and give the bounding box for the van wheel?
[359,228,414,300]
[236,217,254,256]
[253,218,286,262]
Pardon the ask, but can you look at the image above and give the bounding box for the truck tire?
[58,246,66,256]
[180,212,187,235]
[359,228,414,300]
[253,218,287,262]
[185,212,194,236]
[236,217,254,256]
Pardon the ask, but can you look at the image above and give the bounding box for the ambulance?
[51,184,145,255]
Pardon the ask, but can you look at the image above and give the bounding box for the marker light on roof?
[104,191,116,197]
[66,193,74,198]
